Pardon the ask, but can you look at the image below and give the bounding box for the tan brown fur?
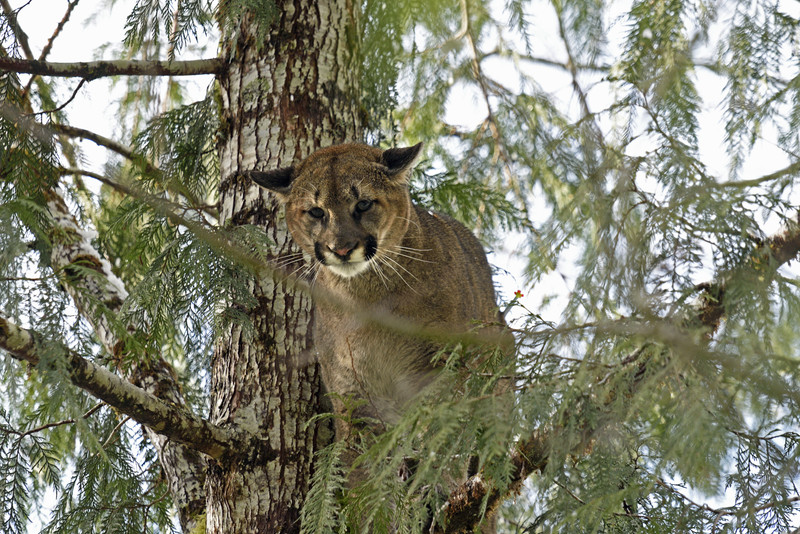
[248,143,504,531]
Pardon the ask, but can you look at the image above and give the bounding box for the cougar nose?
[329,242,357,259]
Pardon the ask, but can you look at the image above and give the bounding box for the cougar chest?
[314,290,439,424]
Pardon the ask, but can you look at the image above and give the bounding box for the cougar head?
[247,143,422,278]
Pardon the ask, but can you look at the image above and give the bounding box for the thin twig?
[0,0,35,61]
[166,0,182,61]
[656,478,800,518]
[32,78,87,116]
[552,0,605,151]
[481,48,609,73]
[0,402,105,438]
[461,0,525,220]
[160,0,182,113]
[99,415,131,451]
[39,0,80,61]
[22,0,81,98]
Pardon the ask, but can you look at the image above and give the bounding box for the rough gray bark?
[207,1,362,532]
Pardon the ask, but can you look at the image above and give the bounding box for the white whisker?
[393,245,431,253]
[273,252,304,259]
[272,253,306,269]
[396,215,421,230]
[378,256,417,292]
[309,264,321,290]
[287,257,319,282]
[392,245,433,254]
[301,262,320,281]
[381,254,419,282]
[287,263,308,279]
[370,259,389,289]
[386,247,434,264]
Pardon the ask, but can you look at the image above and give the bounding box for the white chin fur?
[326,261,370,278]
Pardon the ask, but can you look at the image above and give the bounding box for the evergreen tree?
[1,0,799,533]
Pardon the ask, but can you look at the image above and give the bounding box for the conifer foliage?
[1,0,800,532]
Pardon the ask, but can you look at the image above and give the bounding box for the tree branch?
[58,167,219,219]
[2,402,104,438]
[22,0,81,98]
[46,117,207,209]
[42,183,210,533]
[553,1,606,153]
[3,51,209,534]
[0,56,226,78]
[35,77,86,115]
[38,0,80,63]
[0,313,240,459]
[436,217,800,532]
[1,0,35,61]
[434,431,551,533]
[695,214,800,334]
[48,122,209,210]
[48,122,152,174]
[710,158,800,190]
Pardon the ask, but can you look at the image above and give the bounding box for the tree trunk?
[207,1,361,532]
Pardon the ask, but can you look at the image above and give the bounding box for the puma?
[247,143,507,530]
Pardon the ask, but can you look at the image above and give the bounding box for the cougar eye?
[355,199,373,213]
[308,207,325,219]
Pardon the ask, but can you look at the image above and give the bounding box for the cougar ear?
[381,142,423,176]
[245,167,295,199]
